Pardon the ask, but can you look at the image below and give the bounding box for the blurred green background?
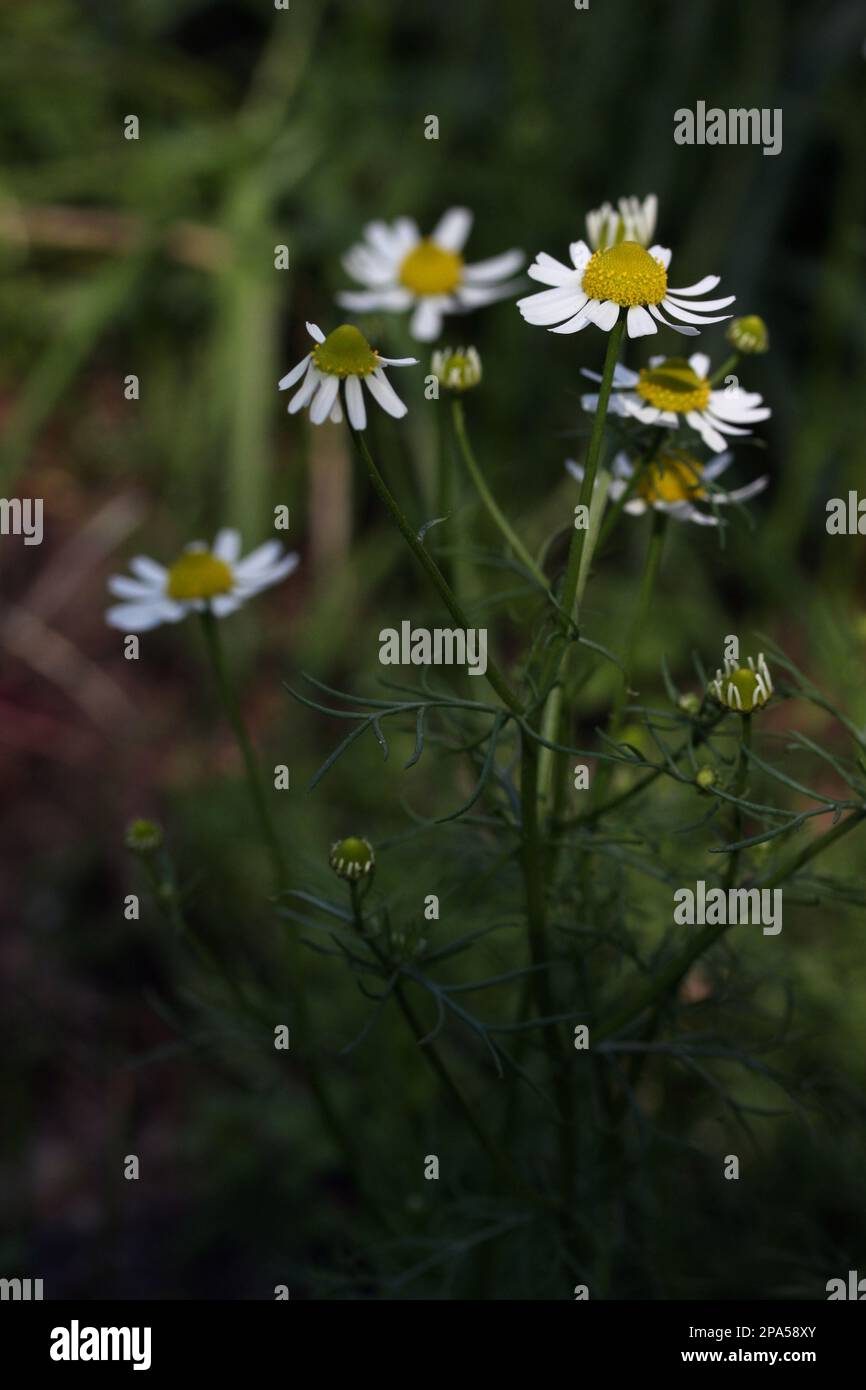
[2,0,866,1299]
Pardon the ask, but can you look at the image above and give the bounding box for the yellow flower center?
[581,240,667,307]
[399,239,464,295]
[635,358,711,414]
[167,551,233,600]
[727,669,768,712]
[312,324,380,378]
[637,452,706,505]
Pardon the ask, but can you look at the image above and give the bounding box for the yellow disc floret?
[638,452,705,505]
[167,551,233,601]
[399,239,464,296]
[580,240,667,307]
[312,324,380,378]
[636,358,711,415]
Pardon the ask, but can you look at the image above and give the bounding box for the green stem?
[724,714,752,890]
[709,352,739,386]
[351,427,524,717]
[199,608,288,893]
[451,398,549,591]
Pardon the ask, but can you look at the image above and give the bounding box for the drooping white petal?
[660,298,733,327]
[288,364,321,413]
[701,452,734,482]
[667,293,737,312]
[310,374,341,425]
[105,600,186,631]
[345,374,367,429]
[431,206,473,252]
[277,354,312,390]
[648,304,700,336]
[626,305,656,337]
[365,368,408,419]
[330,397,343,424]
[586,299,620,331]
[209,595,244,618]
[686,411,728,453]
[550,309,592,334]
[410,297,446,341]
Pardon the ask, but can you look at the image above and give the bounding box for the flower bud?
[726,315,769,354]
[695,765,716,790]
[329,836,375,882]
[708,653,773,713]
[125,818,164,855]
[431,346,482,393]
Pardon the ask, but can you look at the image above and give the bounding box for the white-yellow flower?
[565,450,768,527]
[278,322,417,430]
[518,217,734,339]
[106,530,298,631]
[581,353,771,453]
[337,208,524,341]
[585,194,658,251]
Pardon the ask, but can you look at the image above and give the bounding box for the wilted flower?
[431,345,482,392]
[329,836,375,882]
[580,353,771,454]
[106,530,298,631]
[279,322,417,430]
[727,315,769,354]
[709,654,773,712]
[337,208,524,342]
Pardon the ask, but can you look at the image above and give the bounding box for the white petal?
[306,322,325,343]
[462,249,524,282]
[688,352,711,379]
[336,288,413,311]
[667,293,736,312]
[107,574,164,600]
[565,459,584,482]
[569,240,591,269]
[377,355,418,366]
[105,600,185,631]
[277,354,312,390]
[686,411,728,453]
[410,298,445,341]
[667,275,720,297]
[341,247,396,287]
[365,368,408,419]
[660,298,732,326]
[330,397,343,424]
[345,375,367,429]
[722,477,769,503]
[648,244,672,269]
[212,528,242,563]
[288,365,321,414]
[527,253,576,287]
[209,595,244,618]
[518,286,588,326]
[234,541,283,577]
[457,281,521,308]
[626,305,656,338]
[648,304,700,336]
[550,309,592,334]
[587,299,620,331]
[310,373,341,425]
[363,219,406,260]
[431,206,473,252]
[701,452,734,481]
[129,556,168,584]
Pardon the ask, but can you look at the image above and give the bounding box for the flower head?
[106,530,298,632]
[329,836,375,882]
[279,322,416,431]
[581,352,771,454]
[565,449,768,528]
[727,314,769,354]
[709,654,773,713]
[431,345,482,393]
[585,194,658,251]
[337,208,524,341]
[519,206,734,339]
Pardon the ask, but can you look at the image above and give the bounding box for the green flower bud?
[695,765,716,790]
[329,836,375,882]
[708,653,773,713]
[678,692,701,716]
[726,315,769,354]
[125,818,164,855]
[431,346,482,393]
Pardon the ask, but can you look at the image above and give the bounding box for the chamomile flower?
[709,654,773,712]
[580,353,770,454]
[279,323,417,430]
[518,223,734,338]
[565,449,768,528]
[585,194,658,251]
[105,530,298,632]
[336,208,524,342]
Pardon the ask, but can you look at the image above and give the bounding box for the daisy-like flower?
[565,449,768,528]
[518,223,734,338]
[336,208,524,342]
[580,353,770,454]
[709,654,773,713]
[279,322,416,430]
[106,530,298,632]
[585,194,658,251]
